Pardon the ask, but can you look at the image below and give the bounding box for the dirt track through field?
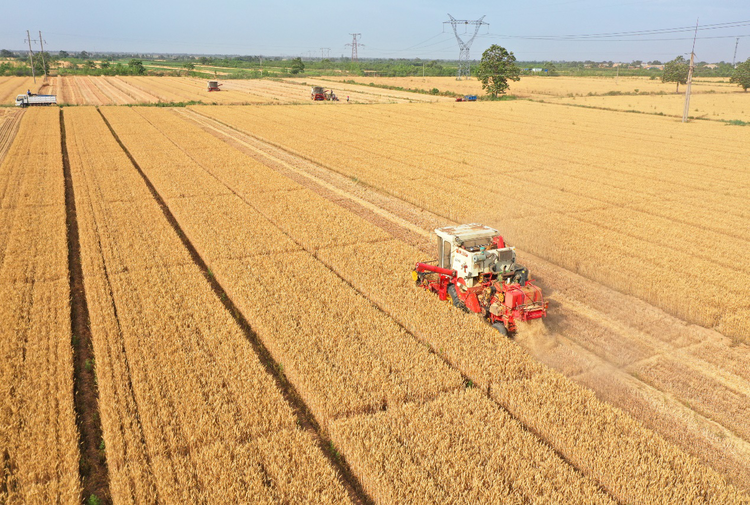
[179,107,750,493]
[60,109,111,503]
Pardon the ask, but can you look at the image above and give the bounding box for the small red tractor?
[207,81,222,92]
[412,224,547,336]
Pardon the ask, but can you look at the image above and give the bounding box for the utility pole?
[682,19,699,123]
[320,48,330,60]
[26,30,36,84]
[444,14,489,80]
[733,37,740,68]
[38,30,48,80]
[345,34,364,62]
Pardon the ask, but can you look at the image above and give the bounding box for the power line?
[485,19,750,41]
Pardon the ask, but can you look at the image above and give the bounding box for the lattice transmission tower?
[444,14,488,80]
[345,33,364,62]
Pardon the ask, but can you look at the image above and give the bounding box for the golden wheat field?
[0,75,446,106]
[326,74,738,97]
[1,75,748,503]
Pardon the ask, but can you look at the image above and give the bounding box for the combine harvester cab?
[412,223,547,336]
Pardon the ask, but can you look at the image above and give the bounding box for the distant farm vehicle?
[207,81,222,92]
[456,95,477,102]
[413,224,547,336]
[311,86,339,101]
[15,94,57,107]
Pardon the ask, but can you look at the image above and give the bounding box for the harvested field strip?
[193,103,750,341]
[104,77,160,103]
[0,108,80,502]
[88,77,131,105]
[73,77,101,105]
[628,355,750,440]
[179,108,748,501]
[286,77,451,103]
[99,106,620,502]
[64,76,84,105]
[0,109,24,165]
[117,76,185,102]
[65,107,351,502]
[147,77,256,104]
[80,77,113,105]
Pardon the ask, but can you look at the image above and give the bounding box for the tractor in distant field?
[207,81,222,92]
[412,224,547,336]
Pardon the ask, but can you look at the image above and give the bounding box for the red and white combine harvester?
[412,224,548,336]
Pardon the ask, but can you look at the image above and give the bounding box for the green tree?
[730,58,750,92]
[662,56,689,92]
[290,57,305,74]
[58,50,69,58]
[99,60,110,69]
[79,51,89,59]
[128,58,146,75]
[183,62,195,71]
[476,44,520,98]
[1,49,14,58]
[84,60,97,70]
[543,61,558,76]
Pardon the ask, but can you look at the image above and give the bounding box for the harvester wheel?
[447,285,460,307]
[492,323,508,336]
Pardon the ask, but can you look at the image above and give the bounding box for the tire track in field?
[60,109,112,503]
[178,107,750,493]
[95,108,372,505]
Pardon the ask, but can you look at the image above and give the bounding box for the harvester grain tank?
[15,94,57,107]
[412,224,547,336]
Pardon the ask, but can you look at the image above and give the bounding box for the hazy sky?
[4,0,749,62]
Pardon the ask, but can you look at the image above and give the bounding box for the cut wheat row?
[99,105,618,503]
[174,105,745,503]
[0,108,80,503]
[63,107,349,503]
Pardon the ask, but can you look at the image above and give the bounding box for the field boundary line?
[60,109,112,503]
[95,107,372,505]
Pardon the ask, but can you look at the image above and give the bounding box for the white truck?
[15,94,57,107]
